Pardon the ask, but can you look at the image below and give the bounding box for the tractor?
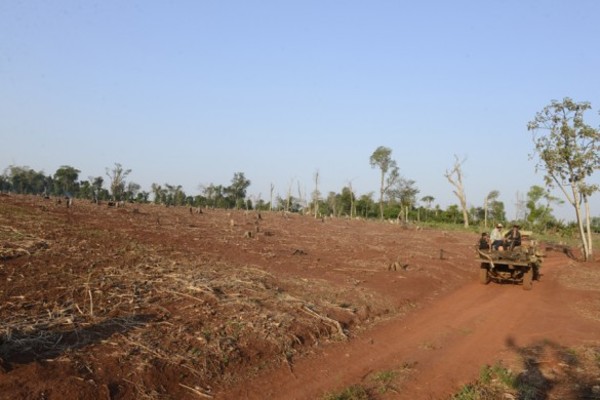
[477,232,543,290]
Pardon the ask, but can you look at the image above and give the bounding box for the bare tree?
[347,179,357,219]
[269,183,275,211]
[312,170,320,218]
[106,163,131,201]
[297,181,307,212]
[285,178,294,212]
[444,155,469,227]
[514,191,527,221]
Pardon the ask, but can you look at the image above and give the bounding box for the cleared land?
[1,195,599,399]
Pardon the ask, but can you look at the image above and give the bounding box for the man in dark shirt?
[504,225,522,250]
[478,232,491,250]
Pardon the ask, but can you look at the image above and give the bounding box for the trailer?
[477,240,543,290]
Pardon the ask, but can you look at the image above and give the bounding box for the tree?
[527,97,600,261]
[53,165,80,196]
[369,146,400,220]
[164,183,186,206]
[445,204,461,224]
[199,184,216,207]
[324,191,336,216]
[126,182,141,202]
[489,200,506,224]
[285,178,294,212]
[514,191,528,221]
[484,190,500,229]
[89,176,104,201]
[136,191,150,203]
[0,172,9,192]
[151,183,166,204]
[5,165,47,194]
[106,163,131,201]
[391,178,419,222]
[421,195,435,221]
[312,170,320,218]
[526,185,561,231]
[340,183,356,218]
[227,172,251,209]
[444,155,469,227]
[356,192,377,218]
[297,181,307,212]
[79,180,92,200]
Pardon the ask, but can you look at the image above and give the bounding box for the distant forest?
[3,162,598,235]
[0,162,485,222]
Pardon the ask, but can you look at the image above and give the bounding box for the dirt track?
[221,254,600,399]
[1,195,599,399]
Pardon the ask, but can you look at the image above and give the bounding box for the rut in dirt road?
[218,252,600,400]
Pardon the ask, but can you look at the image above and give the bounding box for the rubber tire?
[479,265,490,285]
[523,268,533,290]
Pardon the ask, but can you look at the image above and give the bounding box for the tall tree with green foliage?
[5,165,47,194]
[356,192,376,218]
[90,176,103,200]
[54,165,80,196]
[369,146,399,220]
[489,200,506,224]
[163,183,186,206]
[339,186,355,217]
[527,97,600,261]
[126,182,141,202]
[391,178,419,222]
[526,185,561,231]
[151,183,166,204]
[227,172,251,209]
[421,195,435,221]
[445,204,461,224]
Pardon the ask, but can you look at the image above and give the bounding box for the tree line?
[0,157,491,220]
[1,98,598,258]
[1,159,594,232]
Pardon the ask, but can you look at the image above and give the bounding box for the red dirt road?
[220,253,600,399]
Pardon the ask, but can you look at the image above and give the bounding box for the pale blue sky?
[1,1,599,221]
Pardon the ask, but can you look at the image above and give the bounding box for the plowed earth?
[1,195,599,400]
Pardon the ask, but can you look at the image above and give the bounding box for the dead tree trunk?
[445,155,469,228]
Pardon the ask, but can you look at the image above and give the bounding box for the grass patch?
[450,362,532,400]
[372,369,398,394]
[322,384,371,400]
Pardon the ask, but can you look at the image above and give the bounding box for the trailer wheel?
[523,267,533,290]
[479,264,490,285]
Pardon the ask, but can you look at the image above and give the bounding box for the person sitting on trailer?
[478,232,491,250]
[490,223,504,251]
[504,224,522,250]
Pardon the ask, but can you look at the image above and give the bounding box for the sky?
[1,0,599,221]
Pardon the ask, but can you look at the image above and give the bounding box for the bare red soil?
[1,195,599,399]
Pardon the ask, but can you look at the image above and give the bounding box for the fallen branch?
[178,383,214,398]
[300,305,347,340]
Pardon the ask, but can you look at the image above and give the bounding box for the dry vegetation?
[1,194,599,400]
[1,195,440,399]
